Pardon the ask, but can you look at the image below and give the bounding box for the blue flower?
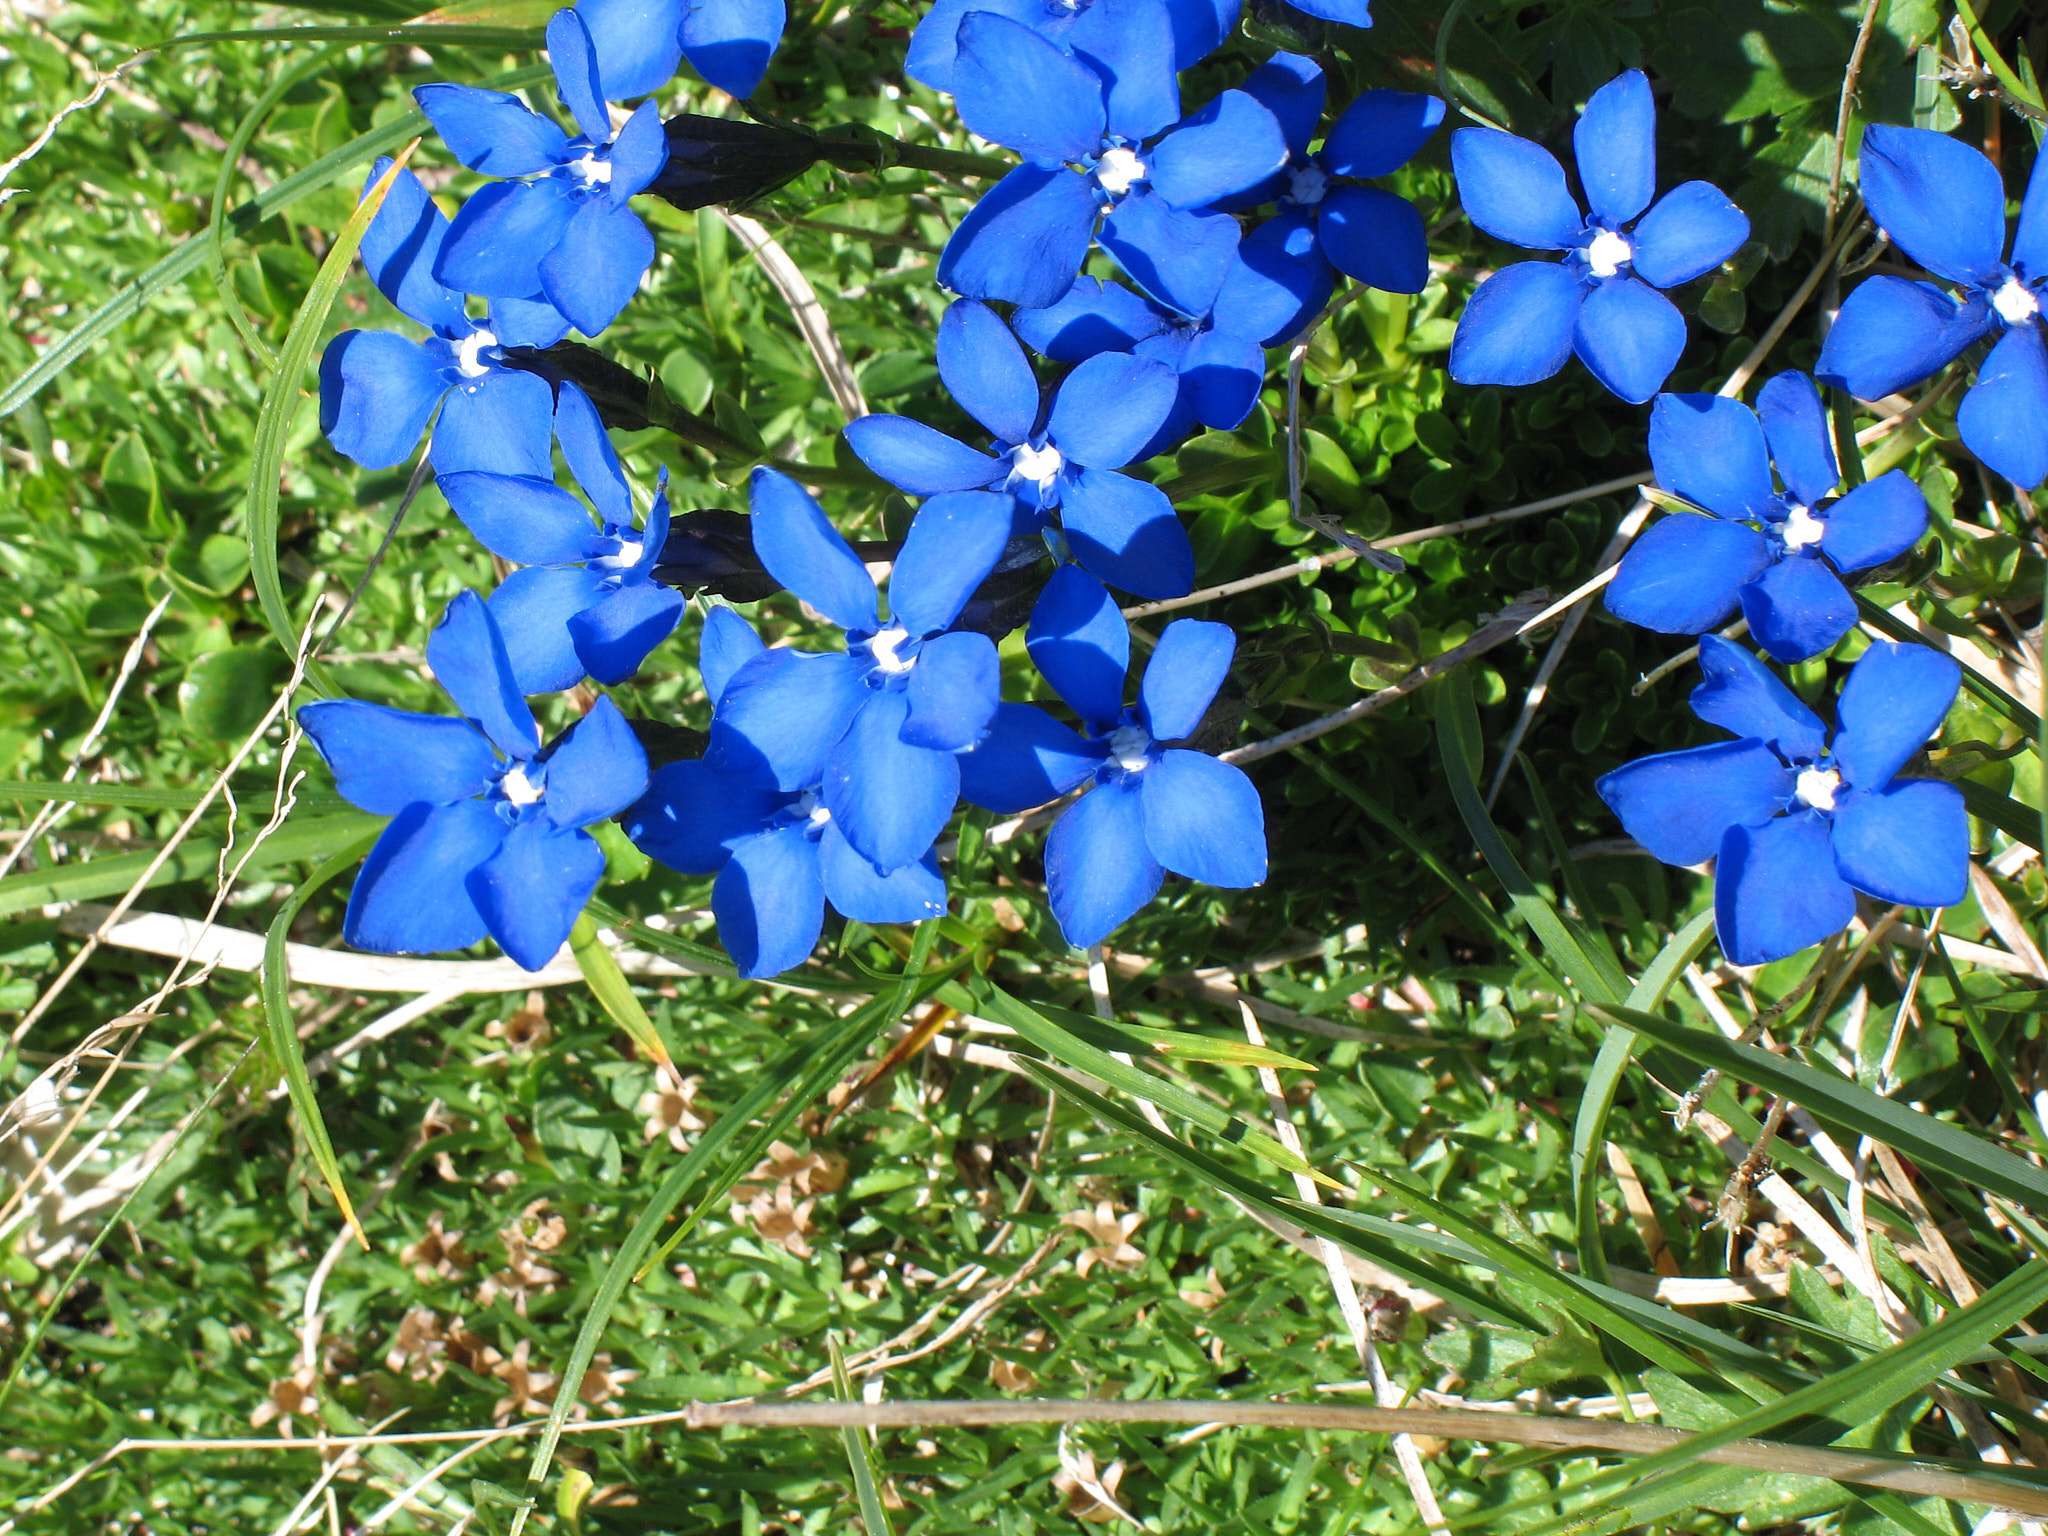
[1816,125,2048,489]
[932,0,1291,312]
[438,382,687,692]
[1606,372,1929,662]
[706,470,1015,875]
[909,0,1244,91]
[573,0,786,103]
[844,298,1193,600]
[417,10,669,337]
[624,608,947,978]
[319,160,569,476]
[1597,635,1965,966]
[955,566,1266,948]
[299,590,650,971]
[1447,70,1750,403]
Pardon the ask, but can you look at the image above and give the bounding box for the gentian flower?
[1448,70,1750,403]
[933,0,1290,312]
[1606,372,1928,662]
[955,565,1266,947]
[1815,125,2048,489]
[438,382,686,692]
[417,10,668,337]
[1597,635,1965,966]
[707,470,1014,874]
[625,608,947,978]
[574,0,785,103]
[299,590,650,971]
[319,159,568,476]
[908,0,1244,90]
[843,298,1193,600]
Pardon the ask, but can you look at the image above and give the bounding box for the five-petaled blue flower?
[299,590,650,971]
[707,470,1014,875]
[320,160,568,476]
[1606,372,1928,662]
[417,9,669,338]
[438,381,687,692]
[625,608,947,978]
[934,0,1290,313]
[956,565,1266,948]
[574,0,786,103]
[1449,70,1750,403]
[1816,125,2048,490]
[845,298,1193,600]
[1597,635,1965,966]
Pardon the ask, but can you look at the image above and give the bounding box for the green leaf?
[178,646,288,741]
[1005,995,1318,1070]
[831,1336,895,1536]
[100,433,159,521]
[568,911,678,1080]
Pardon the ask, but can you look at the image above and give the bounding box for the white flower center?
[1107,724,1153,774]
[1794,766,1840,812]
[1992,275,2040,326]
[794,789,830,824]
[1010,441,1064,486]
[1094,147,1147,197]
[612,535,645,567]
[454,328,498,379]
[1585,229,1633,279]
[500,764,543,806]
[1288,164,1329,206]
[1782,504,1826,550]
[869,625,915,674]
[568,151,613,187]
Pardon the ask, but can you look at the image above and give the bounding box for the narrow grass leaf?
[568,910,679,1079]
[830,1336,896,1536]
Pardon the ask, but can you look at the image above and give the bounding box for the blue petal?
[958,703,1104,811]
[891,489,1016,636]
[818,823,948,924]
[319,330,444,470]
[427,590,541,758]
[1098,193,1241,319]
[2015,146,2048,278]
[1595,740,1791,867]
[299,700,496,814]
[574,0,685,100]
[1060,466,1194,600]
[1049,353,1179,468]
[939,299,1042,445]
[1603,514,1766,634]
[569,578,687,684]
[345,800,502,957]
[1831,779,1969,907]
[1166,0,1241,68]
[1318,89,1444,178]
[1572,276,1685,403]
[1630,181,1751,289]
[842,415,1002,494]
[488,293,573,349]
[1318,184,1428,293]
[1147,89,1291,211]
[413,84,568,176]
[748,466,878,631]
[1447,261,1580,387]
[626,759,789,876]
[435,177,579,299]
[821,692,962,873]
[1815,276,1997,400]
[1647,391,1777,520]
[358,161,466,333]
[540,199,654,337]
[1214,209,1330,347]
[1045,779,1162,948]
[1832,640,1960,790]
[469,820,606,970]
[1066,0,1180,143]
[1027,564,1130,729]
[1754,370,1838,508]
[430,367,557,478]
[547,8,613,142]
[939,164,1101,310]
[1820,469,1928,573]
[1857,124,2009,287]
[606,100,670,199]
[438,472,611,565]
[1013,276,1164,362]
[1238,52,1325,159]
[1140,749,1265,886]
[1958,321,2048,490]
[1140,617,1233,740]
[554,381,632,525]
[710,647,866,790]
[1178,329,1265,431]
[487,564,607,694]
[904,629,1002,751]
[1573,70,1656,225]
[952,11,1106,165]
[905,0,1047,93]
[700,604,766,704]
[538,694,650,827]
[1690,633,1826,762]
[1285,0,1370,24]
[1715,810,1857,965]
[1450,128,1583,250]
[680,0,786,99]
[714,824,823,977]
[1739,554,1856,664]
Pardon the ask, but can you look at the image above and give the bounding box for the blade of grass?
[160,23,541,45]
[830,1337,895,1536]
[0,777,349,814]
[1955,776,2044,853]
[994,993,1318,1070]
[568,911,679,1082]
[1515,750,1623,977]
